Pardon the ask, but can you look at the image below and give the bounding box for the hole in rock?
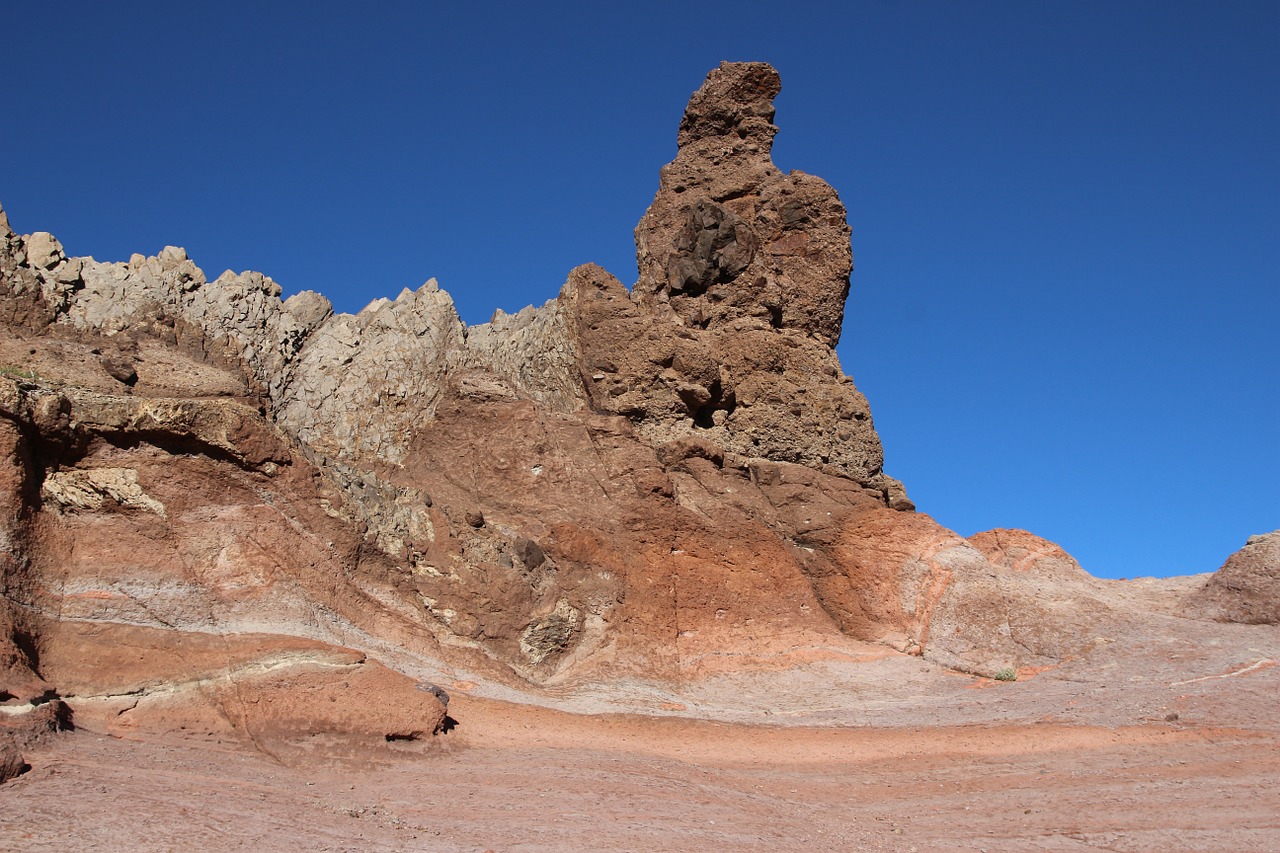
[384,731,421,742]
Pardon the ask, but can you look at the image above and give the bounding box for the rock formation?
[1186,531,1279,624]
[0,62,1272,773]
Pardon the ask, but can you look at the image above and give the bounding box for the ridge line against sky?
[2,0,1276,579]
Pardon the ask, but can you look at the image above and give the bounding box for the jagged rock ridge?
[1,63,1273,773]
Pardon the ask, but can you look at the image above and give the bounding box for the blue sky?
[3,1,1276,578]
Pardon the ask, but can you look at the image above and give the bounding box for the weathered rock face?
[42,625,448,754]
[1186,531,1280,625]
[566,261,902,501]
[619,62,898,495]
[968,529,1090,580]
[635,62,851,346]
[0,65,908,763]
[0,739,24,783]
[2,62,1270,770]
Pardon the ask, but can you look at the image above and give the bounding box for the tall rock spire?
[634,61,853,348]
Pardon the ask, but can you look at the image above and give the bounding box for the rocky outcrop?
[3,62,1272,771]
[1186,531,1280,624]
[619,62,900,497]
[820,512,1113,676]
[968,529,1090,579]
[0,367,453,768]
[41,624,448,755]
[635,62,851,346]
[0,63,1119,711]
[0,63,902,507]
[565,260,903,501]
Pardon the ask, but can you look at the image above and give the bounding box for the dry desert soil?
[3,644,1277,853]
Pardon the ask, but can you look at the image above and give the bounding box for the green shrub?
[0,365,38,382]
[993,667,1018,682]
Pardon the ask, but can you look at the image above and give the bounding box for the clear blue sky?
[3,1,1276,578]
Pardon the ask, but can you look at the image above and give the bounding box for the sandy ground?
[2,690,1277,853]
[4,603,1278,851]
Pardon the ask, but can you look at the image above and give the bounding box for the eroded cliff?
[1,63,1272,773]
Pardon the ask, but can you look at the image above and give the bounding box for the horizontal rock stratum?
[0,63,1274,773]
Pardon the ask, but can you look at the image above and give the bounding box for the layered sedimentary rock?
[1,62,1269,772]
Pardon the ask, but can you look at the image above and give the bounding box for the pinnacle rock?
[635,61,853,347]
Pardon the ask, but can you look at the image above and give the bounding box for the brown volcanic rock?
[0,206,60,330]
[0,384,57,750]
[635,62,852,347]
[617,63,903,496]
[823,508,976,648]
[569,255,899,499]
[0,418,36,692]
[0,367,459,753]
[0,407,52,780]
[0,63,1054,708]
[1187,531,1280,624]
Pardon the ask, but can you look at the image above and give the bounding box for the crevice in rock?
[383,731,421,742]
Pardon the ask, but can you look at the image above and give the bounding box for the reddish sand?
[2,693,1277,852]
